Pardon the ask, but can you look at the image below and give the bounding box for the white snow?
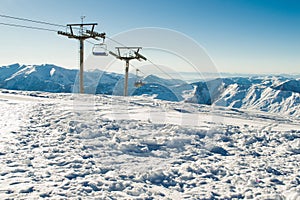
[0,89,299,199]
[50,68,56,77]
[25,65,36,75]
[5,65,36,81]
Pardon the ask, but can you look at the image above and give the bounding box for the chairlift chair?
[92,43,108,56]
[134,69,145,88]
[134,80,145,88]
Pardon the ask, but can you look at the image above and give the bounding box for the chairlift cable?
[0,22,59,32]
[106,36,176,80]
[129,63,147,76]
[0,13,66,28]
[146,59,174,80]
[0,13,177,81]
[87,40,148,76]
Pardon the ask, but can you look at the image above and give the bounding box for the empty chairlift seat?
[92,43,108,56]
[134,69,145,88]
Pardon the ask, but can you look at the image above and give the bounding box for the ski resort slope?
[0,90,300,199]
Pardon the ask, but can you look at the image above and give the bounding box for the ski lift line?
[0,14,66,28]
[84,39,149,79]
[81,34,174,81]
[86,40,96,45]
[0,22,59,32]
[147,59,174,80]
[106,36,177,80]
[0,14,179,81]
[129,63,147,76]
[106,36,130,48]
[87,42,147,75]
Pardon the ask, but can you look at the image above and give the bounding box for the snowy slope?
[0,90,300,199]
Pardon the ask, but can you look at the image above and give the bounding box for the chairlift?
[134,69,145,88]
[92,43,108,56]
[134,80,145,88]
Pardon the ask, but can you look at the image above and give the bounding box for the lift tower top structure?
[109,47,147,96]
[58,17,105,94]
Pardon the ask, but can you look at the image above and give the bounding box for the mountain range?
[1,63,299,117]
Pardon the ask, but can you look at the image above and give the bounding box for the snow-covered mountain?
[188,76,300,117]
[1,64,300,117]
[0,63,192,100]
[0,63,122,94]
[130,75,193,101]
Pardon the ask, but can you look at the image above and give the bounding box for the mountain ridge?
[1,63,299,117]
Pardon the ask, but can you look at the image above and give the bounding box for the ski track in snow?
[0,90,300,199]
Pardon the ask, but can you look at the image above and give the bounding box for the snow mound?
[0,90,299,199]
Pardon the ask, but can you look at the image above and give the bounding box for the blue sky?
[0,0,299,74]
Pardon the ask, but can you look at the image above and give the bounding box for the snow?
[4,65,35,81]
[25,65,36,75]
[50,68,56,77]
[0,89,299,199]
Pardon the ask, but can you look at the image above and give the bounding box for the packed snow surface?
[0,90,299,199]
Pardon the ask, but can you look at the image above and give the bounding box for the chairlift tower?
[109,47,147,96]
[58,17,105,94]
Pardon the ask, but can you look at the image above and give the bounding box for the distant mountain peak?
[0,63,299,117]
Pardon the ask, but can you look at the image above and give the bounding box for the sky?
[0,0,300,74]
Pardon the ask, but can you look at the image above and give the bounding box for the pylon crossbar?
[110,47,147,96]
[67,23,98,26]
[58,20,105,94]
[86,30,106,39]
